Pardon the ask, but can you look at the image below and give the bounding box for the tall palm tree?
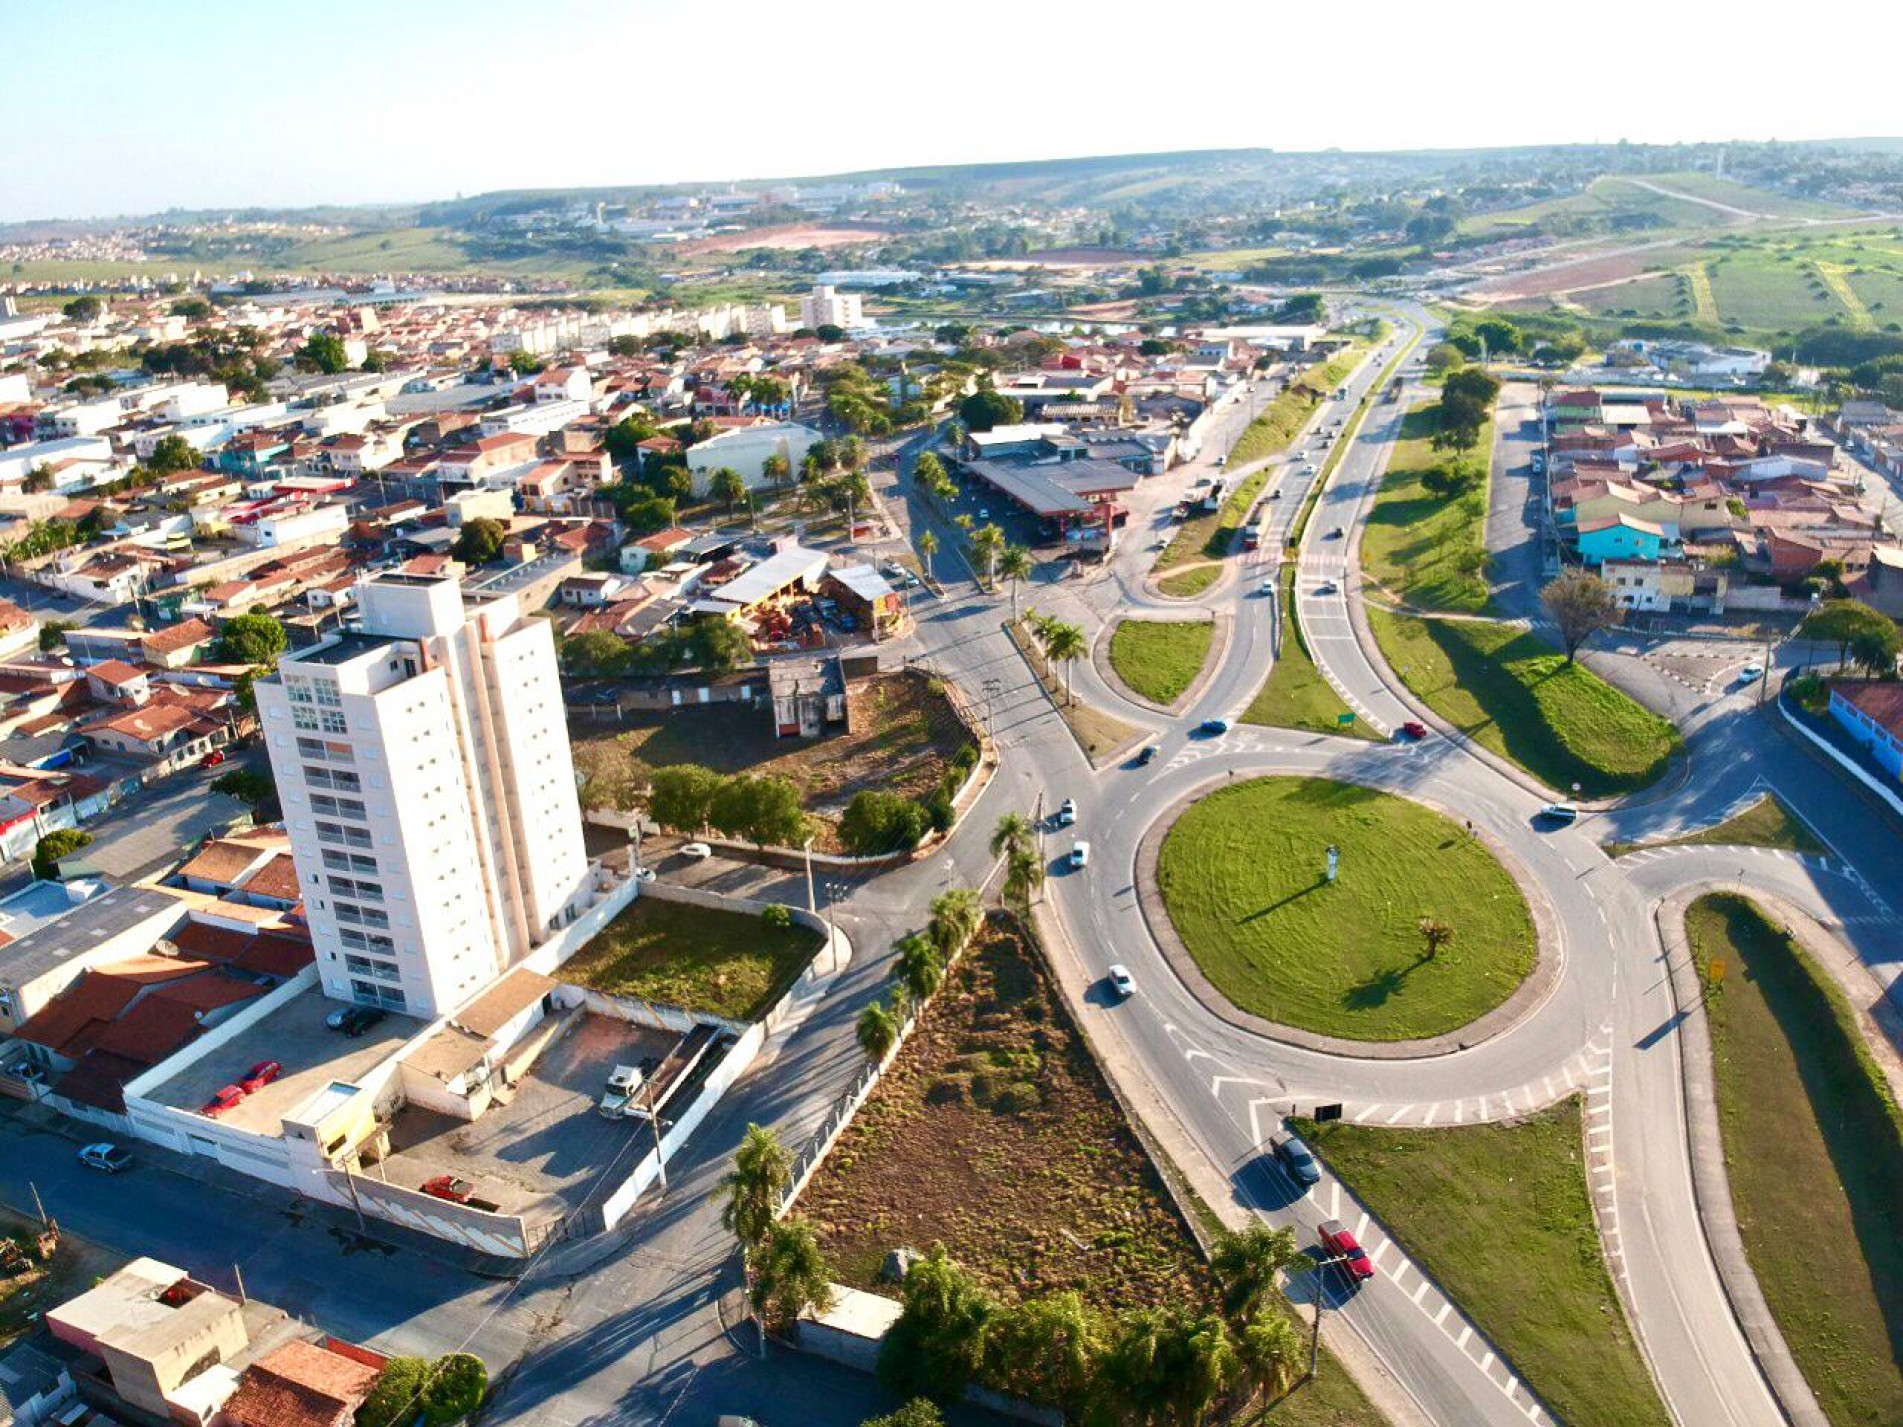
[1042,621,1087,705]
[856,997,900,1062]
[1234,1314,1304,1405]
[1004,845,1044,908]
[1210,1223,1303,1324]
[750,1215,836,1332]
[997,545,1032,622]
[894,932,944,1002]
[721,1124,793,1254]
[928,887,982,957]
[990,811,1035,861]
[970,523,1005,589]
[916,529,938,582]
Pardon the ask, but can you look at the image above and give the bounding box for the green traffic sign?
[1336,713,1356,727]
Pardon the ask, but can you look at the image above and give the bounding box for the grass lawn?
[1367,609,1681,797]
[1009,619,1144,764]
[1688,894,1903,1425]
[803,920,1384,1425]
[1109,618,1215,707]
[560,894,822,1021]
[1299,1101,1669,1427]
[1242,568,1377,739]
[1155,347,1362,572]
[1604,794,1826,859]
[1362,404,1495,615]
[1158,564,1221,598]
[1157,778,1535,1040]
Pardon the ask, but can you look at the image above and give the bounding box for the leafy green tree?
[762,453,791,489]
[990,812,1034,862]
[969,523,1005,589]
[750,1215,835,1331]
[916,529,938,583]
[62,295,103,322]
[860,1401,943,1427]
[1424,342,1466,374]
[211,768,275,808]
[685,615,752,674]
[147,433,202,474]
[296,333,350,374]
[721,1124,792,1253]
[38,620,75,652]
[1003,846,1043,908]
[32,829,92,880]
[877,1245,996,1403]
[217,612,286,665]
[958,390,1023,433]
[356,1357,429,1427]
[21,464,54,493]
[1209,1223,1302,1323]
[616,492,677,536]
[421,1353,487,1426]
[507,350,544,375]
[452,517,508,566]
[1418,916,1455,961]
[894,932,944,1002]
[1102,1307,1238,1427]
[1800,598,1894,670]
[1850,616,1901,675]
[839,790,930,853]
[997,545,1032,621]
[1040,620,1087,704]
[1233,1315,1304,1407]
[709,774,807,849]
[1540,569,1619,664]
[646,764,722,833]
[560,631,631,676]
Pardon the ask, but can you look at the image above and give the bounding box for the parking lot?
[143,984,418,1134]
[377,1011,679,1219]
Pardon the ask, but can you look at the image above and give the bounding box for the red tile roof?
[221,1340,381,1427]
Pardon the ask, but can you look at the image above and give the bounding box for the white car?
[1537,803,1579,825]
[679,842,713,859]
[1107,964,1136,999]
[1259,579,1276,596]
[1056,798,1076,826]
[1069,840,1090,870]
[631,865,657,883]
[607,1064,644,1094]
[1737,663,1766,684]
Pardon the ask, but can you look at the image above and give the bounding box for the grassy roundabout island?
[1156,777,1536,1040]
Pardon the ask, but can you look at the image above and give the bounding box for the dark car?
[336,1006,386,1038]
[1272,1133,1321,1187]
[1135,744,1159,766]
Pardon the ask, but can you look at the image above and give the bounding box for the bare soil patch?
[678,222,895,254]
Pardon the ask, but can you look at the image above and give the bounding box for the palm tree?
[928,888,982,957]
[997,545,1032,622]
[916,529,938,583]
[1210,1223,1302,1324]
[857,997,901,1062]
[990,811,1035,861]
[721,1124,793,1254]
[1003,845,1044,908]
[1418,917,1455,962]
[985,1291,1106,1417]
[894,932,944,1002]
[836,434,867,474]
[1234,1314,1304,1406]
[970,523,1005,589]
[1042,621,1087,705]
[1181,1312,1240,1425]
[710,466,746,518]
[749,1215,836,1332]
[762,452,792,490]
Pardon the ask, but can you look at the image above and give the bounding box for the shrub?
[31,829,91,881]
[839,790,931,854]
[421,1354,486,1426]
[761,904,793,930]
[356,1357,428,1427]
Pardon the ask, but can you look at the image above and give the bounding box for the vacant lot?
[1605,794,1825,859]
[1689,894,1903,1426]
[1109,618,1214,707]
[1572,271,1693,321]
[679,221,895,254]
[1368,610,1681,797]
[1242,569,1375,739]
[1157,778,1535,1040]
[0,1211,122,1348]
[560,894,822,1021]
[1302,1102,1669,1427]
[1362,405,1495,614]
[572,672,973,834]
[805,923,1209,1310]
[1704,249,1844,334]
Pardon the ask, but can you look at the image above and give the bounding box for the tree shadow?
[1341,953,1435,1010]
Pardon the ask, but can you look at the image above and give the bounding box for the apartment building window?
[304,766,362,792]
[349,980,406,1011]
[339,927,395,955]
[316,821,373,851]
[321,849,379,875]
[328,876,384,902]
[296,737,354,763]
[311,794,368,821]
[335,901,390,930]
[344,955,400,982]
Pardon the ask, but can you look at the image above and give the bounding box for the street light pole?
[802,836,817,913]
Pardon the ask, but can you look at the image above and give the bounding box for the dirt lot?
[571,671,974,846]
[678,222,895,254]
[800,920,1210,1312]
[0,1209,122,1347]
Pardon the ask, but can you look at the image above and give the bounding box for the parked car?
[1399,720,1428,740]
[679,842,713,859]
[239,1060,282,1093]
[1271,1132,1321,1187]
[421,1175,474,1203]
[1537,803,1579,825]
[1135,744,1159,766]
[200,1084,246,1117]
[1107,964,1136,999]
[1737,663,1765,684]
[78,1142,132,1174]
[1317,1218,1375,1281]
[334,1006,386,1038]
[599,1089,635,1120]
[201,750,226,768]
[1056,798,1076,826]
[631,866,657,883]
[1069,840,1090,870]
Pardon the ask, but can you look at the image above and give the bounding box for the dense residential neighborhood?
[1,12,1901,1427]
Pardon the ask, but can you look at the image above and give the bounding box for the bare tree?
[1541,569,1619,664]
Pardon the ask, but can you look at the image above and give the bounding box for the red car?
[421,1175,475,1204]
[200,1084,246,1117]
[202,750,227,768]
[239,1060,282,1093]
[1400,721,1428,740]
[1318,1219,1375,1282]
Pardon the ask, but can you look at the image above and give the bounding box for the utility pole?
[28,1182,46,1228]
[802,836,817,913]
[643,1077,667,1193]
[233,1263,248,1305]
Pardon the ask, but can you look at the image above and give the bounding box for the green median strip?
[1108,617,1214,708]
[1297,1101,1671,1427]
[1242,567,1377,739]
[1690,893,1903,1426]
[1361,402,1496,615]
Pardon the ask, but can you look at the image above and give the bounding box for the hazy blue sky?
[7,0,1900,222]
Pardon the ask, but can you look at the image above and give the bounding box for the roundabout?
[1150,775,1540,1043]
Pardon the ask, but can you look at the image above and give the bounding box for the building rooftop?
[291,632,401,668]
[0,884,177,988]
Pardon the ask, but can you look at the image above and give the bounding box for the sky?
[6,0,1902,223]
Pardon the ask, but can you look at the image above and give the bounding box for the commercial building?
[256,571,593,1020]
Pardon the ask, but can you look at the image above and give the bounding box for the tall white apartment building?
[799,284,866,332]
[256,571,593,1020]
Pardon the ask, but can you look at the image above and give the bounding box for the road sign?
[1336,712,1356,727]
[1314,1103,1344,1123]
